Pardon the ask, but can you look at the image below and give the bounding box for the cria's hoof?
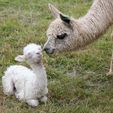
[106,72,113,76]
[40,96,47,103]
[26,100,39,107]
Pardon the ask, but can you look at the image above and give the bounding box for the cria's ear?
[48,3,61,18]
[15,55,25,62]
[60,14,70,24]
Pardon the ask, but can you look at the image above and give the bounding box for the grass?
[0,0,113,113]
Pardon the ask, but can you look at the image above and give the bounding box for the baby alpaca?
[2,43,48,107]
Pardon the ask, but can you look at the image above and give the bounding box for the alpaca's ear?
[15,55,25,62]
[48,3,61,18]
[60,14,70,24]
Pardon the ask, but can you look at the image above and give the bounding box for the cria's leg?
[40,96,47,104]
[2,76,14,96]
[26,99,39,107]
[107,31,113,76]
[40,88,48,104]
[15,91,25,101]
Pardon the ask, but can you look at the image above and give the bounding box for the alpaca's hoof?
[15,92,24,101]
[106,71,113,76]
[40,96,47,104]
[26,99,39,107]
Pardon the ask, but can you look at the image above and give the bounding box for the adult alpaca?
[44,0,113,74]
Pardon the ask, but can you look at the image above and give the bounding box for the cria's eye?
[57,33,67,39]
[36,52,40,55]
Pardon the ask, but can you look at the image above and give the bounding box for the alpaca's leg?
[107,51,113,75]
[107,31,113,75]
[43,88,48,96]
[40,88,48,103]
[40,96,47,104]
[15,90,25,101]
[2,76,14,96]
[26,99,39,107]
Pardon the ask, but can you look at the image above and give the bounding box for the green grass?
[0,0,113,113]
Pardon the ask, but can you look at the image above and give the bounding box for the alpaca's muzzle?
[43,47,55,54]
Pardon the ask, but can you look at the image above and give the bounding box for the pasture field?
[0,0,113,113]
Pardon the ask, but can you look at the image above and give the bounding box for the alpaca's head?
[44,4,80,54]
[15,43,42,64]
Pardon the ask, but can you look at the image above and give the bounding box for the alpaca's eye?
[57,33,67,40]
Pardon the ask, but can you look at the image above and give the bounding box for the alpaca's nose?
[43,47,54,54]
[44,48,49,52]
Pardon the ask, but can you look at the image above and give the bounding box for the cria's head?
[15,43,42,64]
[43,4,79,54]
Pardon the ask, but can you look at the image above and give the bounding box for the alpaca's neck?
[75,0,113,49]
[30,62,47,83]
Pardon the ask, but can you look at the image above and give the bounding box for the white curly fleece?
[2,44,48,107]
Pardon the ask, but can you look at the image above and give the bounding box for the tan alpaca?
[44,0,113,74]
